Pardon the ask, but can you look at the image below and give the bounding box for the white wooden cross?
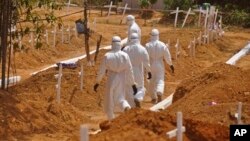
[194,7,206,27]
[213,9,219,28]
[204,7,209,30]
[235,102,242,124]
[107,1,113,17]
[119,3,129,24]
[208,6,216,30]
[171,7,184,28]
[182,8,195,28]
[80,125,89,141]
[166,112,186,141]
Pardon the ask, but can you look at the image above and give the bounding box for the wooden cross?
[170,7,184,28]
[166,112,186,141]
[182,8,195,28]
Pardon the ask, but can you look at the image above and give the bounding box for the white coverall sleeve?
[125,55,136,85]
[143,49,151,72]
[96,56,107,83]
[163,44,173,66]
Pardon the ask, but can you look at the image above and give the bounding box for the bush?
[224,9,250,27]
[164,0,193,10]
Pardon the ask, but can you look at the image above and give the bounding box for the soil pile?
[1,51,110,140]
[169,63,250,125]
[0,89,90,140]
[91,108,190,141]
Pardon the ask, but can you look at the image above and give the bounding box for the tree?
[0,0,63,89]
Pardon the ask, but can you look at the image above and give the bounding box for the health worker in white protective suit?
[94,36,137,120]
[123,33,151,108]
[145,29,174,104]
[126,15,141,45]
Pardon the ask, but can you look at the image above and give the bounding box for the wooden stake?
[80,125,89,141]
[45,29,49,44]
[83,1,91,64]
[93,18,97,30]
[188,41,192,57]
[80,63,84,91]
[94,35,102,62]
[237,102,242,124]
[175,39,180,59]
[120,3,128,24]
[29,32,34,48]
[167,39,171,48]
[192,37,196,57]
[204,8,209,30]
[174,7,179,28]
[74,25,78,38]
[61,25,64,43]
[199,31,202,46]
[107,1,113,17]
[214,9,218,28]
[18,33,22,50]
[198,7,202,27]
[68,25,71,43]
[57,63,62,103]
[67,0,71,14]
[53,26,57,48]
[182,8,191,28]
[177,112,183,141]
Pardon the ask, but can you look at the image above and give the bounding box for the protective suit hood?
[151,29,159,42]
[127,15,135,26]
[111,36,121,52]
[130,33,140,45]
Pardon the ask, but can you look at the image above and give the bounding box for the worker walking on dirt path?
[145,29,174,104]
[123,33,151,108]
[94,36,138,120]
[126,15,141,46]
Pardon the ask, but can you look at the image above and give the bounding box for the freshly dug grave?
[91,108,229,141]
[0,89,91,140]
[91,108,190,141]
[1,50,110,140]
[169,63,250,126]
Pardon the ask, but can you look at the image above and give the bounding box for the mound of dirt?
[91,108,190,141]
[91,108,229,141]
[168,63,250,125]
[0,90,90,140]
[1,50,110,140]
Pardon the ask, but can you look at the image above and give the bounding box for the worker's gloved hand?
[132,84,137,95]
[170,65,174,73]
[147,72,152,79]
[94,83,99,92]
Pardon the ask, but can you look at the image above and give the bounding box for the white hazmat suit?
[126,15,141,45]
[95,36,136,120]
[145,29,174,103]
[123,33,151,107]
